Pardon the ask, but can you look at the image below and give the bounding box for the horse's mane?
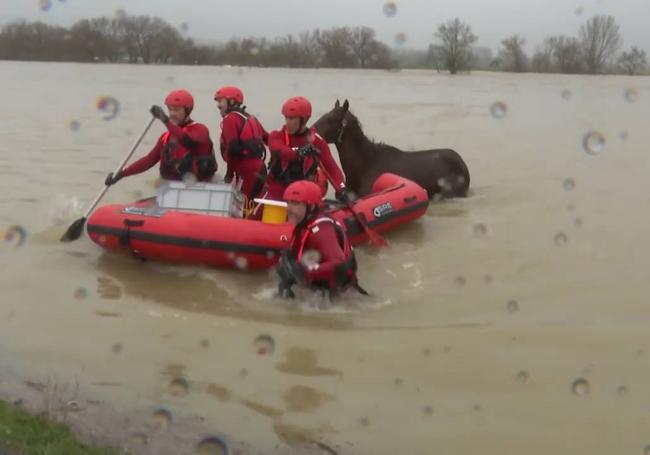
[346,111,397,152]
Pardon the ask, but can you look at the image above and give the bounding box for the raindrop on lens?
[617,385,629,397]
[250,46,260,56]
[554,232,568,247]
[507,300,519,313]
[624,88,639,103]
[3,225,27,248]
[620,131,629,141]
[179,22,189,34]
[382,1,397,17]
[38,0,52,12]
[111,343,123,354]
[394,378,403,386]
[168,377,189,397]
[69,120,81,132]
[234,256,248,270]
[394,33,407,46]
[516,370,529,384]
[575,6,584,16]
[300,249,321,268]
[453,276,466,287]
[473,223,487,238]
[254,334,275,356]
[359,417,370,427]
[74,287,88,301]
[151,408,172,429]
[574,217,583,226]
[490,101,507,119]
[483,275,493,284]
[571,378,590,396]
[96,96,120,121]
[422,405,433,416]
[582,131,606,155]
[200,338,210,349]
[195,436,228,455]
[563,178,576,191]
[561,89,572,100]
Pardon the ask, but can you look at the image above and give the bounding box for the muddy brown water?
[1,62,650,454]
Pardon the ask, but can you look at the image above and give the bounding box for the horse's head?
[312,99,350,144]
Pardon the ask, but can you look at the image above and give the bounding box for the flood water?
[1,61,650,454]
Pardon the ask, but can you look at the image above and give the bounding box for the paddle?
[60,117,156,242]
[317,164,388,248]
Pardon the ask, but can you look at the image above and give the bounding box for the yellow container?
[254,199,288,224]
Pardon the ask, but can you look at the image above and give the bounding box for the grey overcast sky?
[3,0,650,53]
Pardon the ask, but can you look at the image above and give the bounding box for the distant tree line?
[0,12,395,69]
[431,15,648,75]
[0,12,646,75]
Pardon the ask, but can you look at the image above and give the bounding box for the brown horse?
[313,99,470,198]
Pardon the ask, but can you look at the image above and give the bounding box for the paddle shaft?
[317,163,387,246]
[82,117,156,219]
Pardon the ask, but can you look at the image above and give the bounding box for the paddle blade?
[59,217,87,242]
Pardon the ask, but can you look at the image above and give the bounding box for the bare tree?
[532,37,556,73]
[553,36,583,74]
[349,26,376,68]
[499,35,528,72]
[117,15,179,64]
[617,46,647,75]
[435,18,477,74]
[298,30,322,67]
[70,18,122,62]
[318,27,356,68]
[579,15,622,74]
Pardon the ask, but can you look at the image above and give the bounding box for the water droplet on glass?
[484,275,493,285]
[300,249,321,268]
[69,120,81,132]
[574,217,583,226]
[561,89,573,100]
[359,417,370,427]
[74,287,88,301]
[111,343,123,354]
[624,88,639,103]
[179,22,190,34]
[554,232,568,247]
[516,370,529,384]
[234,256,248,270]
[616,385,629,397]
[582,131,606,155]
[239,368,248,378]
[394,32,407,46]
[382,1,397,17]
[168,377,189,397]
[151,408,172,430]
[571,378,590,396]
[473,223,487,238]
[422,405,433,416]
[422,347,431,357]
[394,378,403,386]
[575,6,584,15]
[453,275,466,287]
[96,96,120,121]
[443,345,452,353]
[254,334,275,356]
[3,225,27,248]
[472,403,483,412]
[619,131,629,141]
[563,178,576,191]
[114,8,127,19]
[38,0,52,12]
[507,300,519,313]
[490,101,507,119]
[200,338,210,349]
[195,436,228,455]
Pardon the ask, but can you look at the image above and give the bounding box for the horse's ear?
[335,99,340,109]
[342,99,349,112]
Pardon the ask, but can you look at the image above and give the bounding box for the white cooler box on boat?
[155,181,245,217]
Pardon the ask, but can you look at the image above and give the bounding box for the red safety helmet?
[282,96,312,120]
[214,86,244,105]
[165,89,194,114]
[283,180,322,205]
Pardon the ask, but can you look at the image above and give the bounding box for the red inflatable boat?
[87,173,429,270]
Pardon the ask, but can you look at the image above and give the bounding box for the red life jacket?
[294,216,357,291]
[268,127,319,184]
[160,124,216,181]
[223,110,266,160]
